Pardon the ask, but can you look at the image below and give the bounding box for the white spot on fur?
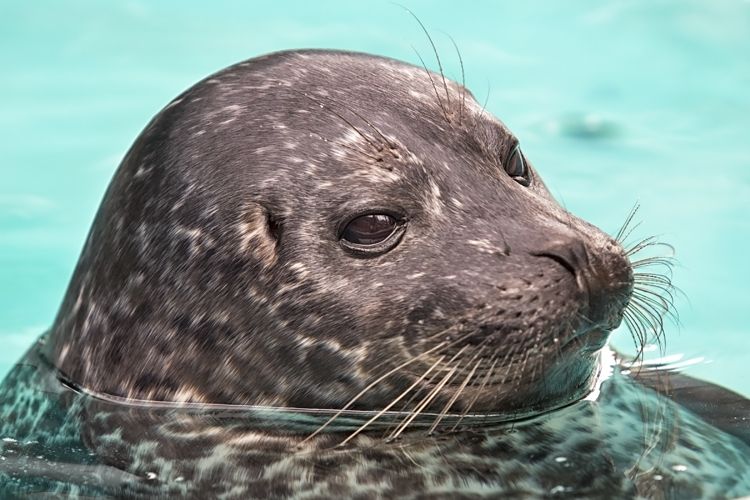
[289,262,307,272]
[223,104,242,113]
[467,239,505,254]
[59,344,70,363]
[425,180,444,218]
[134,164,153,178]
[172,386,209,403]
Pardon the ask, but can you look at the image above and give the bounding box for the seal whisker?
[623,308,661,367]
[622,310,648,362]
[513,348,533,386]
[532,338,549,395]
[385,329,482,429]
[388,364,458,440]
[632,286,677,323]
[299,340,449,445]
[445,33,466,124]
[337,355,446,446]
[400,6,452,119]
[497,340,525,386]
[632,285,673,311]
[631,298,672,344]
[628,295,664,336]
[633,271,674,283]
[633,273,676,290]
[469,81,492,136]
[451,356,498,430]
[288,88,383,153]
[630,256,675,270]
[428,346,487,434]
[624,234,657,254]
[633,271,681,298]
[627,238,675,258]
[615,203,641,244]
[384,358,448,439]
[630,290,671,326]
[625,297,666,352]
[304,331,480,444]
[302,89,398,151]
[411,47,451,123]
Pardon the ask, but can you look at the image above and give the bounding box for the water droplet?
[672,464,688,472]
[555,456,567,463]
[146,472,157,480]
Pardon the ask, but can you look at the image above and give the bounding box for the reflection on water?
[1,338,748,498]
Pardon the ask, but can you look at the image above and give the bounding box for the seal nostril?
[536,252,576,278]
[532,238,589,287]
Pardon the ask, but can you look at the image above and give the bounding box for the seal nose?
[534,237,633,331]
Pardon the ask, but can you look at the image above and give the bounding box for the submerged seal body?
[1,50,749,498]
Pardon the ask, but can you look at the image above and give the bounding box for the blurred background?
[1,0,748,395]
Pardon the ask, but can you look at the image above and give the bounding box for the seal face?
[46,49,634,417]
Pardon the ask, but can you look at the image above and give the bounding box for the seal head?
[46,50,633,419]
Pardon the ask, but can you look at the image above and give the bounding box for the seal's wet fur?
[1,50,749,498]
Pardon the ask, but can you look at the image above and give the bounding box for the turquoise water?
[1,0,748,404]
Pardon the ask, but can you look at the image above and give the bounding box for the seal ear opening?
[266,210,283,244]
[237,204,282,268]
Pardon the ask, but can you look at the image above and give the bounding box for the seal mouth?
[561,326,610,353]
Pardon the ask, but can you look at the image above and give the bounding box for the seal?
[1,49,749,498]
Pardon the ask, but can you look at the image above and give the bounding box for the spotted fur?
[1,343,749,498]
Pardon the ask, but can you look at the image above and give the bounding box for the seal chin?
[498,351,602,417]
[515,327,613,413]
[440,335,606,418]
[563,326,611,353]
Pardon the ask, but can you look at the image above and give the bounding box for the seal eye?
[339,213,406,256]
[505,146,531,187]
[342,214,397,245]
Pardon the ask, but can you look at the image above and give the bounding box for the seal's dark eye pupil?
[341,214,397,245]
[505,146,530,186]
